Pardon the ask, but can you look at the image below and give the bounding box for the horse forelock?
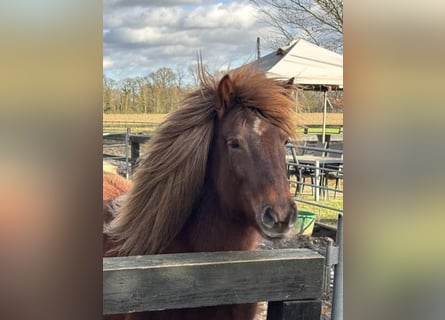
[105,65,298,256]
[226,67,298,141]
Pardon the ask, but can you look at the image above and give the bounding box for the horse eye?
[284,139,290,145]
[227,140,240,149]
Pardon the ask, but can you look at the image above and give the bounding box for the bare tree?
[120,78,136,113]
[174,66,186,89]
[252,0,343,52]
[149,67,176,89]
[103,64,206,114]
[103,75,116,113]
[187,63,201,88]
[134,76,152,113]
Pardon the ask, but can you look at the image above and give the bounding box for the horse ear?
[283,77,295,88]
[217,74,235,118]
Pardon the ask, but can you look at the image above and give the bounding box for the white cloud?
[104,6,184,29]
[106,27,166,45]
[184,2,257,29]
[103,0,271,80]
[105,0,206,9]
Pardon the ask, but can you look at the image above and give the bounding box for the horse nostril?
[261,206,277,229]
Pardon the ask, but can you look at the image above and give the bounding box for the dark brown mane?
[105,66,297,256]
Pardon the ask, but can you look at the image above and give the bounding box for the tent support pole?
[322,91,327,144]
[295,90,299,113]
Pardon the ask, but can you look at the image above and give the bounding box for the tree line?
[103,67,198,114]
[103,65,342,114]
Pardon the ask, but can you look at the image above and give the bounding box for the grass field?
[297,199,342,224]
[103,112,343,126]
[289,179,343,226]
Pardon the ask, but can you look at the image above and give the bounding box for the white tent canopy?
[248,39,343,144]
[249,39,343,88]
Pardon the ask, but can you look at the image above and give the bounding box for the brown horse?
[103,66,298,320]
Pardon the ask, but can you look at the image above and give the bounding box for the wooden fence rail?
[103,121,342,135]
[103,249,324,319]
[103,133,151,167]
[103,121,159,133]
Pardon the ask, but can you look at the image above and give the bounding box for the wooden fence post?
[130,139,140,165]
[267,300,322,320]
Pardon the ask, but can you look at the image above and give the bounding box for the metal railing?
[103,129,151,178]
[286,145,343,202]
[286,144,343,320]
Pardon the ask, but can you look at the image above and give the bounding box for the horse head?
[211,72,297,239]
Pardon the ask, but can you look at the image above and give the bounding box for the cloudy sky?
[103,0,275,81]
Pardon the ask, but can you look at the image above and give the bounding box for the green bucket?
[295,211,317,236]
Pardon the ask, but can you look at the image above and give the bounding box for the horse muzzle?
[257,202,297,239]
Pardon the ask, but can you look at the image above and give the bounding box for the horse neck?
[173,183,260,253]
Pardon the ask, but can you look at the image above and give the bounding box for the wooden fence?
[103,121,342,135]
[103,121,159,133]
[302,124,343,134]
[103,132,151,165]
[103,249,324,319]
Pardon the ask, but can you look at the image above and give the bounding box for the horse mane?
[105,65,297,256]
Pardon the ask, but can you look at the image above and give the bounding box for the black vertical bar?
[267,300,321,320]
